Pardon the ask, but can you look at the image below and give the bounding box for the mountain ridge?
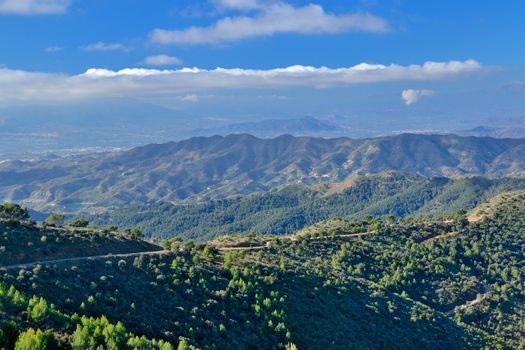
[0,133,524,211]
[189,116,348,139]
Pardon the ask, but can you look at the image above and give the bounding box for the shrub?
[68,219,90,228]
[0,203,29,221]
[44,214,65,227]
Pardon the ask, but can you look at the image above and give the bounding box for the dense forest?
[85,173,525,241]
[0,191,524,349]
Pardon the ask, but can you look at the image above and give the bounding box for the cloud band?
[0,60,482,104]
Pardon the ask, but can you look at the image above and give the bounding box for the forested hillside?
[0,193,524,349]
[86,173,525,241]
[0,133,524,212]
[0,203,161,266]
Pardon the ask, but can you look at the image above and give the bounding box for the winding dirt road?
[445,285,493,314]
[1,232,374,269]
[0,250,171,271]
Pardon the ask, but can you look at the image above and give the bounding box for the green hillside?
[1,193,523,349]
[0,204,161,266]
[86,173,525,241]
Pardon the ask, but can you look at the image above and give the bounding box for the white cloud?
[401,89,435,105]
[0,60,481,105]
[0,0,70,14]
[256,94,288,100]
[212,0,262,10]
[82,42,131,52]
[177,94,199,102]
[150,2,389,45]
[45,46,63,53]
[144,55,183,66]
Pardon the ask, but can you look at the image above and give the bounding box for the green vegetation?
[86,173,525,241]
[0,203,29,222]
[0,281,174,349]
[0,205,161,266]
[43,213,65,227]
[68,218,90,228]
[0,191,523,349]
[14,328,55,350]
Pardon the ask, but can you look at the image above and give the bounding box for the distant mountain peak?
[458,125,525,138]
[189,116,346,138]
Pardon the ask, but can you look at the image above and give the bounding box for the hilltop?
[467,190,525,222]
[0,133,524,212]
[0,203,161,266]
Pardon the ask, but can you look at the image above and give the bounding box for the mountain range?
[0,133,524,212]
[190,116,348,138]
[2,102,523,160]
[458,125,525,139]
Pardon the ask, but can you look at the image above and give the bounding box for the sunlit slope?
[0,134,524,211]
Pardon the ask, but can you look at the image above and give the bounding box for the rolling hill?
[85,173,525,241]
[1,192,523,349]
[0,133,524,212]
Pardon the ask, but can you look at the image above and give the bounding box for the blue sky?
[1,0,524,71]
[0,0,524,131]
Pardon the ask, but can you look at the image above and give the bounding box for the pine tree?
[177,338,191,350]
[14,328,50,350]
